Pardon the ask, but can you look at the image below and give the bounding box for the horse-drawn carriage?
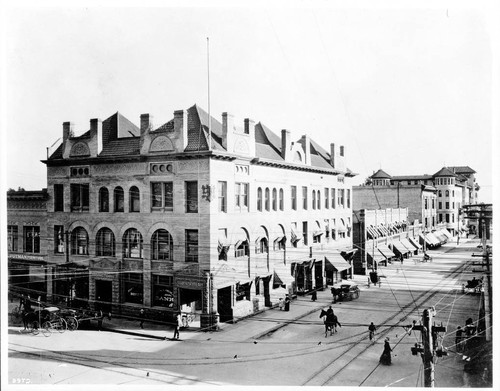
[331,282,360,302]
[463,277,483,294]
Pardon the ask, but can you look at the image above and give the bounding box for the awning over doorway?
[377,245,396,260]
[368,250,386,264]
[441,229,453,239]
[400,238,417,252]
[408,237,422,250]
[325,253,351,272]
[426,232,441,246]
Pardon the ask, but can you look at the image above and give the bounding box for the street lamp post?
[65,230,72,307]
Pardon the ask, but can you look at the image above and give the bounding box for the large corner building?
[8,104,357,328]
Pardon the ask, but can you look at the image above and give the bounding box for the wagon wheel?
[352,289,360,299]
[57,318,67,333]
[41,321,52,337]
[66,317,78,331]
[30,321,40,335]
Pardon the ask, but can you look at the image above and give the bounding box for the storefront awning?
[426,232,441,246]
[433,231,447,243]
[313,231,324,237]
[368,250,386,264]
[325,253,351,272]
[400,238,417,252]
[390,241,410,255]
[377,245,396,260]
[441,229,453,239]
[336,220,347,232]
[290,227,302,243]
[408,237,422,250]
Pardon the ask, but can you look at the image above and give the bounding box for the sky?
[1,2,498,203]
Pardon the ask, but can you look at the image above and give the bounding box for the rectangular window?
[23,226,40,253]
[347,189,351,208]
[439,202,442,209]
[54,184,64,212]
[8,225,18,252]
[123,273,143,304]
[432,199,435,209]
[302,186,308,210]
[331,188,336,208]
[302,221,308,245]
[291,186,297,210]
[425,198,428,209]
[338,189,344,207]
[446,202,449,209]
[185,229,199,262]
[439,213,443,223]
[325,188,329,209]
[152,275,174,308]
[185,181,198,213]
[445,214,450,223]
[235,183,249,211]
[218,181,227,212]
[452,214,455,223]
[54,225,65,254]
[151,182,173,211]
[70,183,89,212]
[452,202,455,209]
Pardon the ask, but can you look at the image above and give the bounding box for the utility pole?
[410,307,447,387]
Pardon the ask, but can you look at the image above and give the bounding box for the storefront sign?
[9,253,45,262]
[176,276,205,289]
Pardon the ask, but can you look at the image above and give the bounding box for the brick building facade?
[8,104,357,327]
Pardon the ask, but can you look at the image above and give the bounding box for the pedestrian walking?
[96,309,104,331]
[284,295,291,311]
[368,322,377,342]
[19,294,25,312]
[455,326,463,352]
[139,308,145,329]
[172,312,181,340]
[278,298,284,311]
[379,337,392,365]
[24,295,32,312]
[311,288,317,302]
[465,317,475,337]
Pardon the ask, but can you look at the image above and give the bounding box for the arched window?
[96,228,115,256]
[99,187,109,212]
[123,228,143,258]
[257,187,263,211]
[312,190,316,210]
[279,189,284,211]
[151,229,173,260]
[256,237,268,254]
[272,188,277,211]
[71,227,89,255]
[438,190,442,197]
[265,188,270,211]
[317,190,321,209]
[445,190,449,197]
[114,186,124,212]
[129,186,140,212]
[235,239,249,258]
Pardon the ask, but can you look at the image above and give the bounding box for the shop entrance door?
[217,286,233,322]
[95,280,112,313]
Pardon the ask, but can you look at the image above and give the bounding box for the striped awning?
[377,244,396,260]
[441,229,453,239]
[325,253,351,272]
[401,238,417,251]
[391,241,411,255]
[426,232,441,246]
[408,237,422,250]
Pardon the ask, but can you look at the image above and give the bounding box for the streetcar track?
[301,258,471,386]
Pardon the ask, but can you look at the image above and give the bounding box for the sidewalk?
[101,236,478,342]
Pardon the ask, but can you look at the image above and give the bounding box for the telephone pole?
[410,307,447,387]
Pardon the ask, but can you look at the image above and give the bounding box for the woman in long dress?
[380,337,392,365]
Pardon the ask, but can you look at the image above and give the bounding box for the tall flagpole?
[207,37,212,149]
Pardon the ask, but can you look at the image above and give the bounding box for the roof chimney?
[90,118,103,155]
[222,112,234,152]
[173,109,188,151]
[281,129,291,160]
[330,143,336,168]
[63,122,74,142]
[140,114,152,135]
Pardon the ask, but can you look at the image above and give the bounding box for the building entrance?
[217,286,233,322]
[95,280,112,313]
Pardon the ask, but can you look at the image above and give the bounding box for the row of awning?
[418,229,452,247]
[366,222,407,239]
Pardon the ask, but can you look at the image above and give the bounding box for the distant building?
[7,104,357,327]
[353,166,479,236]
[353,169,438,230]
[7,189,49,302]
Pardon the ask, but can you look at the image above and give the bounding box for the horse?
[320,309,335,337]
